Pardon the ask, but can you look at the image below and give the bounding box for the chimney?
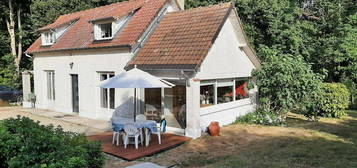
[176,0,185,10]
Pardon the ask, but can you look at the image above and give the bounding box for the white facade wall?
[196,17,255,80]
[200,90,257,130]
[33,48,134,120]
[194,16,258,132]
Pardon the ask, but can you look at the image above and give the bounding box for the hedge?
[318,83,350,118]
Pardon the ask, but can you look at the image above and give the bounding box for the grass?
[146,110,357,168]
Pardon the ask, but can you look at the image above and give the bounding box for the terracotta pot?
[208,121,220,136]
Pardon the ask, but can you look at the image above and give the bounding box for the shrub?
[236,99,285,126]
[317,83,350,118]
[252,48,323,123]
[0,116,104,168]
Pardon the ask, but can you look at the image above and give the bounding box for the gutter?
[25,53,33,58]
[28,44,132,54]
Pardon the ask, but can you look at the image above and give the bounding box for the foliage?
[317,83,350,118]
[342,78,357,109]
[0,116,104,168]
[253,48,322,118]
[236,100,285,125]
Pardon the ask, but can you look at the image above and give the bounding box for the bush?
[236,99,285,126]
[317,83,350,118]
[0,116,104,168]
[252,48,323,123]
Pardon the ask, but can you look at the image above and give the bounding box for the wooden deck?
[87,131,191,161]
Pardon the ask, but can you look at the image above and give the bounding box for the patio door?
[144,86,186,130]
[71,74,79,113]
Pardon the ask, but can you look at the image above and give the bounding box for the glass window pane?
[200,85,215,107]
[99,72,114,109]
[101,88,108,108]
[52,72,55,100]
[100,23,112,38]
[100,74,107,81]
[109,88,115,109]
[47,72,51,99]
[144,88,162,122]
[235,80,249,100]
[217,86,233,104]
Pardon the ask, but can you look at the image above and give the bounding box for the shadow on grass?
[286,111,357,143]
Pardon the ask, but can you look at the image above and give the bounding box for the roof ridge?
[167,2,232,14]
[59,0,143,18]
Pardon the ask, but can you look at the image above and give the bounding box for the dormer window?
[42,32,55,46]
[100,23,112,39]
[93,14,132,41]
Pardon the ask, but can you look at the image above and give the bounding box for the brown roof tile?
[26,0,167,53]
[129,2,233,70]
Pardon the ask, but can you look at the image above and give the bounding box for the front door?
[71,74,79,113]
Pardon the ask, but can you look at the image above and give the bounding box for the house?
[25,0,260,138]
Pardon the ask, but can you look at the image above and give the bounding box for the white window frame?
[45,70,55,100]
[99,72,115,110]
[94,22,113,40]
[42,32,55,46]
[200,78,251,108]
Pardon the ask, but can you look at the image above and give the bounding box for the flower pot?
[208,121,220,136]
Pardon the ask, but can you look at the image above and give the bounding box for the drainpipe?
[181,70,190,87]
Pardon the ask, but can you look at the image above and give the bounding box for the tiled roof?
[26,0,167,53]
[128,2,233,70]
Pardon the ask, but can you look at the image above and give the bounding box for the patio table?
[111,117,158,146]
[111,118,157,132]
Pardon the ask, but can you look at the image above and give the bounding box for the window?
[200,78,251,107]
[200,85,215,107]
[217,86,233,104]
[100,23,112,39]
[42,32,55,45]
[100,73,115,109]
[235,80,249,100]
[46,71,55,100]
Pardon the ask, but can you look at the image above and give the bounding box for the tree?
[253,47,323,118]
[1,0,31,73]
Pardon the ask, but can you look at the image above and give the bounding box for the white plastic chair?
[112,130,125,146]
[135,114,146,145]
[136,114,147,121]
[124,124,141,149]
[146,121,165,146]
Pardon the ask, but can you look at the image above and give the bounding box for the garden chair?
[135,114,146,145]
[146,118,166,146]
[124,123,141,149]
[112,130,125,146]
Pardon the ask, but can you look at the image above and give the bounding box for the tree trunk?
[16,7,23,73]
[6,0,17,59]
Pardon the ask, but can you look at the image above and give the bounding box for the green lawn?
[149,110,357,168]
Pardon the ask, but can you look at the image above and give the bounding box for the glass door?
[71,74,79,113]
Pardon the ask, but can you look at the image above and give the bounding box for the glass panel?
[144,88,162,122]
[168,86,186,129]
[200,85,215,107]
[100,74,108,108]
[100,23,112,38]
[217,86,233,104]
[101,88,108,108]
[109,88,115,109]
[51,72,55,100]
[47,72,51,99]
[235,80,249,100]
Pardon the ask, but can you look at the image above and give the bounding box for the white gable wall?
[195,15,256,79]
[190,14,258,136]
[33,48,134,120]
